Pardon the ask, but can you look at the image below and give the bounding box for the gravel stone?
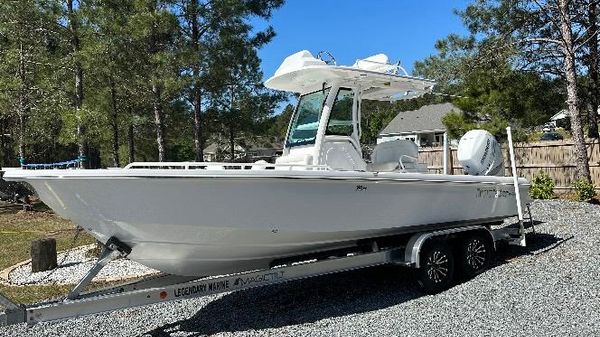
[8,245,157,285]
[1,199,599,336]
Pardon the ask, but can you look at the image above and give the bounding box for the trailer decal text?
[233,271,285,287]
[173,280,230,297]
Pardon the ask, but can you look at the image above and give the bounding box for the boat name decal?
[173,280,231,297]
[356,185,368,191]
[233,271,285,287]
[476,187,515,198]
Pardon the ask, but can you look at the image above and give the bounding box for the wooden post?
[449,146,454,175]
[31,238,57,272]
[443,132,449,175]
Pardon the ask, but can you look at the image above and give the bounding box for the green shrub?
[529,171,555,199]
[573,179,596,202]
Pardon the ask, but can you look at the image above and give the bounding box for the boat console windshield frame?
[285,88,331,148]
[266,51,435,168]
[282,84,363,165]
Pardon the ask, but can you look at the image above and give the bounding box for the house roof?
[203,142,247,154]
[379,102,460,135]
[551,107,600,121]
[550,109,568,121]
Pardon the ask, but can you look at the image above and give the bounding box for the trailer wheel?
[417,241,455,294]
[459,233,493,278]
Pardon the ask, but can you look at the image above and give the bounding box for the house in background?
[203,141,282,162]
[545,109,569,130]
[378,102,460,147]
[203,142,247,162]
[546,107,599,131]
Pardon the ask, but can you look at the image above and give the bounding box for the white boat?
[2,50,529,277]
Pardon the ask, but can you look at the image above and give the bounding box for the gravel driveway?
[2,199,599,337]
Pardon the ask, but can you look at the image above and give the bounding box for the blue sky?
[253,0,471,80]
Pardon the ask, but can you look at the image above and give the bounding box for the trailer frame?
[0,220,529,327]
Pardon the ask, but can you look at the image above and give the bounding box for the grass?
[0,283,74,305]
[0,202,96,304]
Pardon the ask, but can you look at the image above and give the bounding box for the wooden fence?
[418,139,600,189]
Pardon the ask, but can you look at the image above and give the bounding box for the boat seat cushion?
[366,161,399,172]
[368,139,427,173]
[321,139,367,171]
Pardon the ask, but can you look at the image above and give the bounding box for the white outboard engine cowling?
[457,130,504,176]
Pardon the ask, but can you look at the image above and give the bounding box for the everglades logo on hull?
[476,187,515,199]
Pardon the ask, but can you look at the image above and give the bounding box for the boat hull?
[6,171,529,276]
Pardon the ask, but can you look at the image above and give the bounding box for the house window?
[434,133,445,146]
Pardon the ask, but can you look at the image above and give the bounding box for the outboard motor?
[457,130,504,176]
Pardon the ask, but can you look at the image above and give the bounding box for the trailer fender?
[405,226,495,268]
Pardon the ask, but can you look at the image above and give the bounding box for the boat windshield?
[326,88,354,136]
[286,88,330,147]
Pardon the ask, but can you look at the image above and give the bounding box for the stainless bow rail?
[124,161,330,171]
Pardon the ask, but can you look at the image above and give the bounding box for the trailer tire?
[417,241,455,294]
[458,233,493,278]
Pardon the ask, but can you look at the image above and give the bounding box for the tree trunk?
[587,1,599,139]
[0,118,4,168]
[0,118,12,167]
[559,0,592,183]
[18,111,24,165]
[127,106,135,163]
[148,0,166,162]
[67,0,85,168]
[229,86,235,162]
[110,78,120,167]
[75,67,84,168]
[18,42,26,165]
[193,87,203,161]
[190,1,204,161]
[229,122,235,161]
[152,82,166,161]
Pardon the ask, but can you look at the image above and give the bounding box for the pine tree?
[178,0,283,161]
[0,1,64,166]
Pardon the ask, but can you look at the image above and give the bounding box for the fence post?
[443,132,449,175]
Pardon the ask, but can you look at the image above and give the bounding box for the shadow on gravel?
[143,230,566,337]
[494,232,569,263]
[143,265,422,337]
